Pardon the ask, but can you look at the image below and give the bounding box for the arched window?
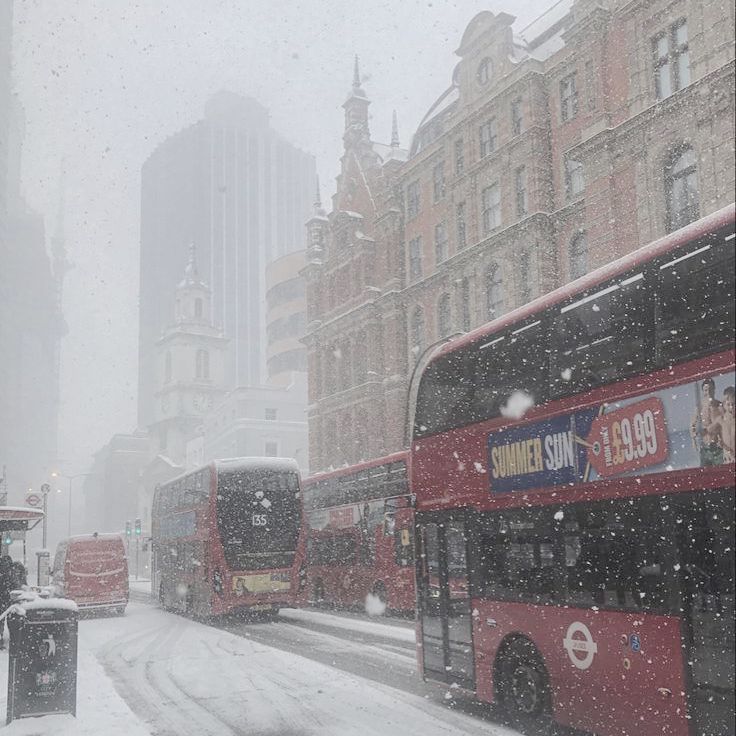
[195,349,210,379]
[340,341,352,391]
[410,307,425,362]
[460,277,471,331]
[164,351,172,383]
[569,233,587,281]
[194,298,203,319]
[324,345,336,396]
[484,263,504,321]
[354,332,367,383]
[518,250,532,304]
[437,293,452,338]
[665,146,699,232]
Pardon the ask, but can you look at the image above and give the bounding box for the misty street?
[1,0,734,734]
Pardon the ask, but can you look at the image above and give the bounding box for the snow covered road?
[85,600,516,736]
[0,599,522,735]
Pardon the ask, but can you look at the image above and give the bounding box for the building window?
[433,161,446,202]
[194,298,203,319]
[569,232,588,280]
[164,351,172,383]
[511,98,523,135]
[456,202,467,248]
[264,441,279,457]
[409,237,422,281]
[653,20,690,100]
[518,250,532,304]
[665,146,699,232]
[484,263,504,320]
[406,180,420,220]
[265,408,277,421]
[481,183,501,234]
[515,166,527,217]
[195,349,210,379]
[560,72,578,122]
[454,138,465,175]
[565,157,585,199]
[585,60,597,111]
[477,57,492,85]
[437,294,452,338]
[479,119,497,157]
[410,307,425,361]
[434,222,448,264]
[460,277,471,331]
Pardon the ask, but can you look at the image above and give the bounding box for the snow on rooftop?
[518,0,573,44]
[372,142,409,164]
[215,456,300,473]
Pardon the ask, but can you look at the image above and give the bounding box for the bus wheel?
[497,639,552,734]
[313,580,325,605]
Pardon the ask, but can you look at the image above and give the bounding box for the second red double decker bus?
[410,206,734,735]
[302,452,415,613]
[152,457,306,618]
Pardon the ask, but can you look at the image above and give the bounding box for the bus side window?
[656,229,735,365]
[550,270,652,399]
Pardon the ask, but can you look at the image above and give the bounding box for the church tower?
[149,244,228,463]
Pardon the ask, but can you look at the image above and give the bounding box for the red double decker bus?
[151,457,306,618]
[410,206,734,736]
[302,452,415,613]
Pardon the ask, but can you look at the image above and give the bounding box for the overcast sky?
[12,0,557,472]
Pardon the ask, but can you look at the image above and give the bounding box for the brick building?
[304,0,735,472]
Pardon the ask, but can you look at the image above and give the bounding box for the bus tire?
[496,638,552,735]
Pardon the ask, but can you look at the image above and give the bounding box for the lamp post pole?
[67,476,74,538]
[52,472,95,539]
[40,483,50,548]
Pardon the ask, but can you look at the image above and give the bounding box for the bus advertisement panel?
[152,457,306,618]
[410,206,734,736]
[303,453,415,613]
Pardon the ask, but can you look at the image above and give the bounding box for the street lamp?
[51,472,97,538]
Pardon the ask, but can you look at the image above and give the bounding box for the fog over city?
[13,0,549,477]
[0,2,733,735]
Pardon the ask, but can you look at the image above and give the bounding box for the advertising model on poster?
[488,371,735,495]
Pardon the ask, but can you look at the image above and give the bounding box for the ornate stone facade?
[304,1,735,472]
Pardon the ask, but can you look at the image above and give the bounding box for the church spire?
[179,242,207,289]
[391,110,400,148]
[353,55,361,91]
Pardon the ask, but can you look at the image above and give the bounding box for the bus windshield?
[216,469,301,571]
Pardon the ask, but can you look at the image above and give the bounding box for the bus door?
[675,489,735,735]
[417,517,475,689]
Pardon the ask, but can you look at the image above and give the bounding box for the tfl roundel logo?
[563,621,598,670]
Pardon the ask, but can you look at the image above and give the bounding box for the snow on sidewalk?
[0,633,152,735]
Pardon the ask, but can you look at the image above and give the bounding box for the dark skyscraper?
[138,92,316,428]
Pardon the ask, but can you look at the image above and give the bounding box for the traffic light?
[134,518,141,536]
[125,520,131,537]
[3,533,12,546]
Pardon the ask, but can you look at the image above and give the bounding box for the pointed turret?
[343,55,370,146]
[179,242,206,288]
[391,110,400,148]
